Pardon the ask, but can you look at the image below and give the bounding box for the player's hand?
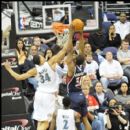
[69,24,75,36]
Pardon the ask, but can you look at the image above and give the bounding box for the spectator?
[88,27,108,54]
[83,52,99,86]
[114,12,130,40]
[80,75,93,88]
[93,81,114,112]
[114,81,130,123]
[27,45,38,61]
[84,43,105,64]
[15,38,28,74]
[17,43,38,91]
[106,24,121,48]
[81,75,99,110]
[44,48,54,61]
[92,81,114,130]
[73,40,80,55]
[33,36,49,56]
[99,51,128,90]
[27,45,40,90]
[115,82,130,106]
[117,39,130,83]
[81,79,103,130]
[105,98,128,130]
[16,38,27,66]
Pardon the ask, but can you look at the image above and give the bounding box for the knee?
[92,119,102,129]
[37,121,49,130]
[100,77,108,88]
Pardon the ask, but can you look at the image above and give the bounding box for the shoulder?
[116,33,121,37]
[100,60,107,66]
[92,60,98,65]
[114,94,121,99]
[113,59,120,64]
[117,49,122,54]
[114,21,120,26]
[113,60,122,66]
[126,21,130,25]
[16,50,20,55]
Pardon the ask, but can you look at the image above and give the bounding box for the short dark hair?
[76,54,85,66]
[62,96,71,107]
[125,33,130,43]
[33,55,40,65]
[122,39,129,43]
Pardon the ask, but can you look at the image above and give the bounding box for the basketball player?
[49,96,81,130]
[65,31,92,130]
[2,25,74,130]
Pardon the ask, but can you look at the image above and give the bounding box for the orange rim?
[52,22,69,34]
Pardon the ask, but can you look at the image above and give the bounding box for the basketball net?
[52,22,69,47]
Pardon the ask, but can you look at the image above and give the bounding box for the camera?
[108,105,119,113]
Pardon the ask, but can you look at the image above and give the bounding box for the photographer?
[105,98,128,130]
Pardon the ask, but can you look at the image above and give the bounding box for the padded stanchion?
[2,49,27,115]
[2,113,36,130]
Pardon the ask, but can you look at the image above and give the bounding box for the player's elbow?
[15,77,21,81]
[15,76,23,81]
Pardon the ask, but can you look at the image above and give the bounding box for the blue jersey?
[67,65,85,93]
[66,65,88,116]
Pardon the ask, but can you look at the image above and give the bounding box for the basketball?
[71,19,84,31]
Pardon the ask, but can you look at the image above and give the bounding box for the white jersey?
[56,109,76,130]
[35,62,60,93]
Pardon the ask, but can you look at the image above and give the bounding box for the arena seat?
[102,47,118,59]
[128,45,130,50]
[106,12,117,22]
[102,21,112,34]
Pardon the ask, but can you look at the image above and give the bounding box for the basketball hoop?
[52,22,69,47]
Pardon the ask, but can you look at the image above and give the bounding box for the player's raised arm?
[65,50,75,77]
[2,60,37,81]
[48,24,75,66]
